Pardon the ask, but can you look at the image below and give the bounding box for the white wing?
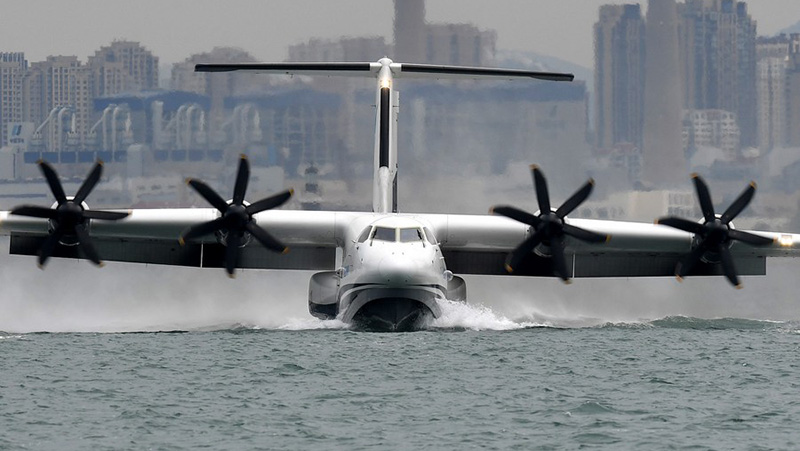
[421,213,800,278]
[0,209,357,271]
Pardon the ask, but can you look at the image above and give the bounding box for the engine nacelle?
[49,198,90,246]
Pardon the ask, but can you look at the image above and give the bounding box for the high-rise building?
[0,52,27,147]
[755,35,791,150]
[683,109,741,158]
[23,56,92,151]
[424,23,496,66]
[642,0,684,186]
[394,0,426,63]
[88,40,158,93]
[788,34,800,147]
[392,0,495,66]
[594,4,645,152]
[679,0,757,148]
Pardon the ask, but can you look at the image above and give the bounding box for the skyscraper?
[392,0,495,66]
[0,53,27,147]
[679,0,757,148]
[788,34,800,147]
[394,0,426,63]
[756,35,791,150]
[594,4,645,152]
[642,0,684,186]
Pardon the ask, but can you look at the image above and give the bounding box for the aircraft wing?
[0,209,355,272]
[3,206,799,282]
[423,213,800,279]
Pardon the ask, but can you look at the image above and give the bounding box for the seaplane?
[1,58,799,331]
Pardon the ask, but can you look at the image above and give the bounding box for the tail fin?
[196,59,573,213]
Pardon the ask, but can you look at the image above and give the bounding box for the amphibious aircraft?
[1,58,799,331]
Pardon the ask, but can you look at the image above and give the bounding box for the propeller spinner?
[10,160,129,268]
[180,154,293,277]
[656,174,774,288]
[490,165,608,281]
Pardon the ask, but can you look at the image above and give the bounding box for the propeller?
[179,154,293,277]
[490,165,608,281]
[10,160,129,268]
[656,174,774,288]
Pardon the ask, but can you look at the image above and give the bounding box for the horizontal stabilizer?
[396,63,573,82]
[195,62,377,76]
[195,60,573,82]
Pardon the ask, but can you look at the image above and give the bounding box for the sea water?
[2,304,800,450]
[2,251,800,449]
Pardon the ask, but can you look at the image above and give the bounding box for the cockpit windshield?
[399,228,423,242]
[357,226,372,243]
[372,226,396,242]
[367,226,426,243]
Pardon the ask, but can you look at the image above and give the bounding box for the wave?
[594,316,791,331]
[1,299,795,334]
[428,299,549,331]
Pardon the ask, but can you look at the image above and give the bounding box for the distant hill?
[778,21,800,35]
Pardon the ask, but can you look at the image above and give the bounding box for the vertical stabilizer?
[373,58,399,213]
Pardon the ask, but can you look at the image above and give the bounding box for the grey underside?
[9,235,336,270]
[9,235,766,278]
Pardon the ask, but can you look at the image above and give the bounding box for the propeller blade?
[37,228,65,268]
[38,160,67,204]
[556,179,594,218]
[692,174,716,223]
[246,189,294,215]
[11,205,59,220]
[657,217,706,235]
[675,245,706,280]
[727,229,774,246]
[549,236,570,282]
[179,216,227,243]
[224,231,242,277]
[245,222,287,253]
[562,223,608,243]
[720,182,756,224]
[74,226,102,266]
[187,179,230,213]
[73,161,103,204]
[531,165,551,214]
[490,205,541,228]
[82,210,130,221]
[718,245,741,288]
[232,155,250,206]
[505,228,546,273]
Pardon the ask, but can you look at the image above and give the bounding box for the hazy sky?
[2,0,798,68]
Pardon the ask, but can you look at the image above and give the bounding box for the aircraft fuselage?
[309,215,452,331]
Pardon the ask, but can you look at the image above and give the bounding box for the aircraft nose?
[379,255,428,284]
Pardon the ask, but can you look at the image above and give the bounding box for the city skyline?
[2,0,798,70]
[1,0,799,219]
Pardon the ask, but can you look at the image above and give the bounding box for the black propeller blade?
[490,165,608,281]
[180,154,293,277]
[656,174,774,288]
[10,160,129,268]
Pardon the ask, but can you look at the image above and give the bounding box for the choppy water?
[3,303,800,450]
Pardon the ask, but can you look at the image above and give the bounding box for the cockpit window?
[423,227,437,244]
[399,228,423,242]
[357,227,372,243]
[372,226,396,242]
